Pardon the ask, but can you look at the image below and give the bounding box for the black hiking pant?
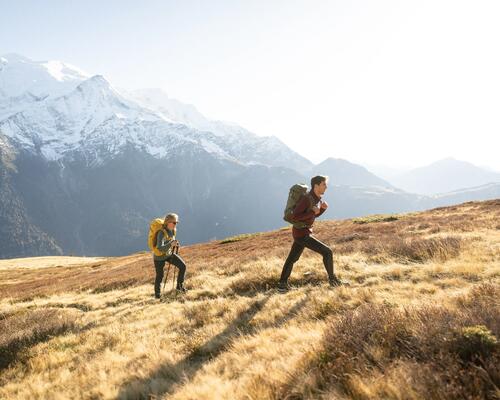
[154,254,186,295]
[280,235,334,283]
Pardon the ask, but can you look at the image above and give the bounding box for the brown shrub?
[428,226,441,234]
[219,232,261,244]
[391,236,463,262]
[0,308,81,370]
[335,233,369,243]
[352,214,400,224]
[280,283,500,400]
[361,235,463,263]
[416,223,431,230]
[453,325,498,362]
[229,275,278,295]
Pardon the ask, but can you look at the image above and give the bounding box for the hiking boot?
[176,283,187,293]
[329,276,347,287]
[277,282,291,293]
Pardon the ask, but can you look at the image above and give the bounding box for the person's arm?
[292,195,315,222]
[317,200,328,217]
[156,230,174,253]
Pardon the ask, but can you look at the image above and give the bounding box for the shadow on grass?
[230,274,325,297]
[117,293,310,399]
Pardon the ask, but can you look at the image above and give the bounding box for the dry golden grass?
[0,199,498,399]
[0,256,107,270]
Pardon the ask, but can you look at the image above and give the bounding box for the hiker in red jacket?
[278,175,345,292]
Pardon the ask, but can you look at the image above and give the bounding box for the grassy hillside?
[0,200,499,399]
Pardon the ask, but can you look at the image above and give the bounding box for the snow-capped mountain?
[0,54,311,171]
[0,73,256,166]
[123,88,313,170]
[1,74,196,163]
[122,88,212,130]
[0,53,313,257]
[0,53,88,120]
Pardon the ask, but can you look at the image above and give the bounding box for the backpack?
[147,218,173,257]
[283,184,312,229]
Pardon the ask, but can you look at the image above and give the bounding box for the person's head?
[311,175,328,196]
[163,213,179,232]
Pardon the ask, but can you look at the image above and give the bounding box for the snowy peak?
[42,60,88,83]
[78,74,110,89]
[0,53,32,64]
[72,75,125,106]
[125,88,259,139]
[0,53,88,99]
[0,71,166,162]
[0,54,90,120]
[46,74,159,124]
[123,88,211,130]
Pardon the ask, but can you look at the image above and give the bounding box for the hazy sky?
[1,0,499,170]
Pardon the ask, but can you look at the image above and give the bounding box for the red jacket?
[291,190,325,239]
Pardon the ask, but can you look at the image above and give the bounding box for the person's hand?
[172,240,180,248]
[320,200,329,210]
[312,206,321,215]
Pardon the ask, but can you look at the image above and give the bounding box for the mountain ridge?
[391,157,500,195]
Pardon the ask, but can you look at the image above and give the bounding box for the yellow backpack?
[147,218,174,257]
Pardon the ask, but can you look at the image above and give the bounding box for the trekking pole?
[162,263,171,292]
[162,243,178,291]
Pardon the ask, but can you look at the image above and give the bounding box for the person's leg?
[168,254,187,288]
[302,236,335,281]
[154,259,166,297]
[279,239,306,285]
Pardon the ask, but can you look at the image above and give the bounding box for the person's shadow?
[117,292,309,399]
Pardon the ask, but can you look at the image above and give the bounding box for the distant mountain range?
[388,158,500,195]
[0,53,498,258]
[311,158,394,188]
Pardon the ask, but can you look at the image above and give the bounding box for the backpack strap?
[153,227,165,248]
[153,228,172,257]
[305,192,316,212]
[292,193,316,229]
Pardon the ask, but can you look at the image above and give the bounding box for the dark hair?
[311,175,328,189]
